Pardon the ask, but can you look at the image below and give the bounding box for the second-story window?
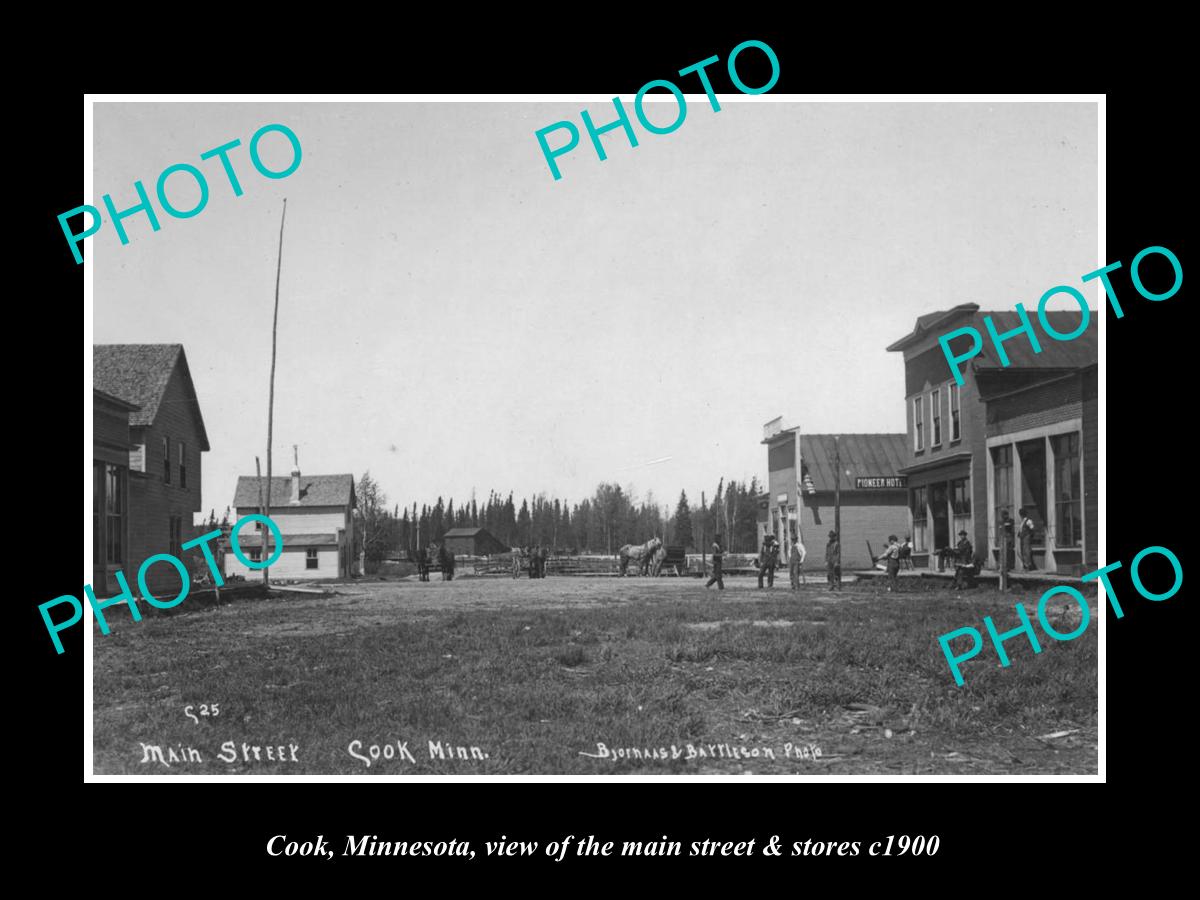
[913,398,924,452]
[162,436,171,484]
[179,442,187,489]
[931,389,942,447]
[949,382,961,441]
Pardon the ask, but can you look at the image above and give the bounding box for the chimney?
[290,444,301,505]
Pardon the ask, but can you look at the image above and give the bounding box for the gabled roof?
[443,527,487,537]
[888,305,1098,371]
[233,474,357,509]
[800,433,909,492]
[93,344,210,450]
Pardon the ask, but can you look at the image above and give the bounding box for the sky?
[91,100,1098,521]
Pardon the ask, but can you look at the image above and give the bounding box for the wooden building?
[887,303,1097,574]
[442,527,509,557]
[758,423,909,570]
[225,470,357,580]
[93,344,210,593]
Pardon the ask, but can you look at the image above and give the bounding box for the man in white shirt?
[789,532,807,589]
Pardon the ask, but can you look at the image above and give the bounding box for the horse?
[618,537,662,576]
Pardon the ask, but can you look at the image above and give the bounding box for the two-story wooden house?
[93,344,210,593]
[887,304,1097,575]
[225,467,357,580]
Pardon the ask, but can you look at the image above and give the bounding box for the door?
[930,482,950,556]
[1018,439,1047,543]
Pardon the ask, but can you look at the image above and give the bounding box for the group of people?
[999,508,1038,572]
[415,543,456,581]
[703,528,844,592]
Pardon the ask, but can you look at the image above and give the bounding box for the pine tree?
[673,490,694,551]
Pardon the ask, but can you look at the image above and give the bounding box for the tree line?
[353,473,764,567]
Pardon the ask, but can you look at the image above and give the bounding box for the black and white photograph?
[84,95,1102,777]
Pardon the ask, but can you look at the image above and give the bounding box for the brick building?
[758,421,909,570]
[887,304,1097,574]
[93,344,210,593]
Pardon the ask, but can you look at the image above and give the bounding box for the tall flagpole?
[264,199,287,587]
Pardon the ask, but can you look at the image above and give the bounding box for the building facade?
[887,304,1097,575]
[443,527,509,557]
[93,344,210,593]
[92,389,139,592]
[758,422,909,570]
[225,469,357,580]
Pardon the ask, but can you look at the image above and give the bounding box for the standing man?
[999,510,1016,575]
[705,534,725,590]
[757,533,779,589]
[825,530,841,591]
[1018,507,1036,571]
[876,535,902,593]
[789,530,807,590]
[952,529,975,590]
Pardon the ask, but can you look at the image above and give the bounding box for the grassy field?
[92,574,1097,775]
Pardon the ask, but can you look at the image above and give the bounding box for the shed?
[442,527,509,557]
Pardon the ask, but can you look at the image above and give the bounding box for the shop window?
[911,487,928,552]
[93,461,103,567]
[992,444,1013,545]
[307,548,319,570]
[1053,432,1082,547]
[913,398,924,452]
[930,390,942,446]
[949,382,961,441]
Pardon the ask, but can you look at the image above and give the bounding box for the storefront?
[900,453,975,570]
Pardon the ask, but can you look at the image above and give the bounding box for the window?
[169,515,182,557]
[930,390,942,447]
[306,548,319,570]
[178,442,187,489]
[162,436,171,484]
[949,383,961,441]
[992,444,1013,545]
[1052,433,1082,547]
[93,461,102,566]
[913,398,924,452]
[248,548,262,563]
[105,464,124,564]
[911,487,929,552]
[951,477,971,544]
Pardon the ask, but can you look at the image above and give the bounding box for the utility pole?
[264,199,287,587]
[255,456,265,565]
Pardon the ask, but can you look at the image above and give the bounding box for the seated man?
[951,530,976,589]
